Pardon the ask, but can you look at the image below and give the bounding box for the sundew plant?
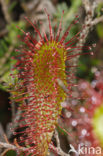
[10,9,91,156]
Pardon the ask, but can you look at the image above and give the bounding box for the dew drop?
[89,46,92,50]
[95,71,100,77]
[80,82,87,90]
[9,127,12,131]
[61,101,67,107]
[91,67,97,73]
[81,129,87,136]
[66,111,72,118]
[80,107,85,113]
[92,43,96,47]
[72,120,77,126]
[91,96,97,104]
[26,32,30,36]
[90,52,94,55]
[91,80,97,88]
[30,149,34,152]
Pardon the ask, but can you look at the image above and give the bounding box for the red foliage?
[62,70,103,155]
